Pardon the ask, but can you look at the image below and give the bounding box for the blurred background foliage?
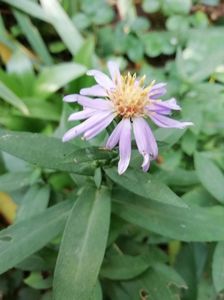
[0,0,224,299]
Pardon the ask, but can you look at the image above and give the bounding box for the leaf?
[112,188,224,241]
[155,168,199,187]
[176,28,224,82]
[24,272,52,290]
[40,0,83,55]
[195,152,224,203]
[0,130,116,175]
[0,81,29,115]
[53,186,111,300]
[108,264,186,300]
[105,167,187,208]
[16,185,50,222]
[101,254,151,280]
[13,10,53,66]
[91,281,103,300]
[0,171,37,192]
[0,200,72,275]
[2,0,48,21]
[16,254,46,271]
[212,242,224,293]
[34,62,86,97]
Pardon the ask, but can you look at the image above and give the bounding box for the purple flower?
[63,61,193,175]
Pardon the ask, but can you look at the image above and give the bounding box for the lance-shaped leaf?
[212,242,224,293]
[40,0,83,55]
[0,81,29,114]
[0,200,72,275]
[112,189,224,241]
[1,0,48,21]
[53,186,111,300]
[0,130,116,175]
[195,152,224,204]
[105,167,187,208]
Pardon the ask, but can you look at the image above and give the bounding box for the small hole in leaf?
[0,235,12,242]
[139,288,149,300]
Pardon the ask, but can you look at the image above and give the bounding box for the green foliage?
[0,0,224,299]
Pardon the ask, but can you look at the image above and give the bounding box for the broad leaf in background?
[0,200,72,275]
[195,152,224,204]
[112,189,224,241]
[53,186,111,300]
[176,28,224,82]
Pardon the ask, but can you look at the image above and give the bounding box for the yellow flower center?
[108,73,154,118]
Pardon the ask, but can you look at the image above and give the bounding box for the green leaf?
[1,0,48,21]
[181,130,197,155]
[0,130,116,175]
[142,0,160,13]
[176,28,224,82]
[13,10,53,66]
[112,189,224,241]
[16,254,46,272]
[0,200,72,275]
[24,272,52,290]
[91,281,103,300]
[105,167,187,208]
[162,0,192,15]
[195,152,224,204]
[101,254,151,280]
[212,242,224,293]
[16,185,50,222]
[0,171,37,192]
[34,62,86,97]
[53,186,111,300]
[40,0,83,55]
[0,81,29,115]
[108,264,186,300]
[155,168,199,187]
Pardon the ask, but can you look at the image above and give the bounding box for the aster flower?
[62,61,192,175]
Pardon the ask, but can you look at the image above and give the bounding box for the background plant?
[0,0,224,299]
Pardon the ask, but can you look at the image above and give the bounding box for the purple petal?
[144,120,158,158]
[118,119,132,175]
[62,111,112,142]
[133,117,157,171]
[152,98,181,110]
[68,108,95,121]
[150,113,193,129]
[75,95,114,111]
[87,69,115,90]
[83,113,115,140]
[63,94,79,102]
[146,98,181,115]
[105,120,123,149]
[80,84,107,97]
[107,61,121,83]
[142,154,150,172]
[149,83,167,99]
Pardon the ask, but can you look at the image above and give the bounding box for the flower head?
[63,61,193,175]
